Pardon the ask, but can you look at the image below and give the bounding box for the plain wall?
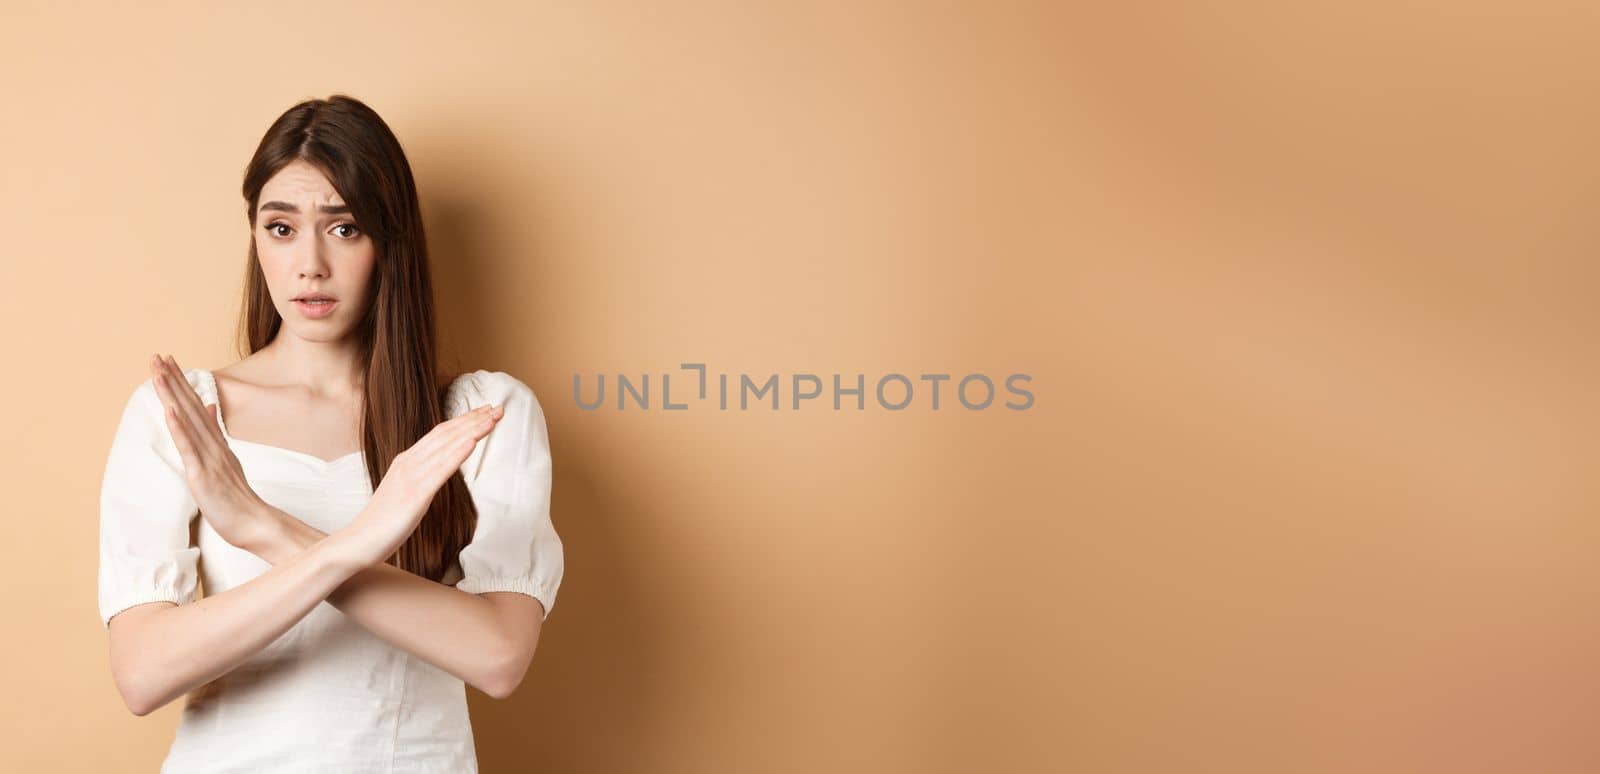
[1,1,1594,772]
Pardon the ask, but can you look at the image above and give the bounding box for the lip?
[293,298,338,319]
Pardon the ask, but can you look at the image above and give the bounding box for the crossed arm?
[106,355,546,716]
[108,505,546,716]
[110,510,545,716]
[244,502,545,699]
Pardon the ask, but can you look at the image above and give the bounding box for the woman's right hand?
[342,402,505,564]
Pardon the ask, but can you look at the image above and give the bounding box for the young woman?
[96,94,564,771]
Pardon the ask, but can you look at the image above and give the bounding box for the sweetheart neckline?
[197,368,366,468]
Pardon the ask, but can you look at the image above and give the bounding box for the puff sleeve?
[97,378,202,629]
[448,370,564,621]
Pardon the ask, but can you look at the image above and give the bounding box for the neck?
[257,332,365,397]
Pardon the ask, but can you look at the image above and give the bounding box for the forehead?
[259,160,346,207]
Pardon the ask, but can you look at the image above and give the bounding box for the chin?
[276,310,351,338]
[291,328,351,343]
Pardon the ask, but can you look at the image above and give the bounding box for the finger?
[446,403,499,428]
[150,355,184,418]
[443,409,497,449]
[157,354,205,430]
[453,404,502,435]
[153,356,209,452]
[170,358,227,448]
[412,405,499,459]
[437,409,502,470]
[154,357,226,461]
[421,433,484,489]
[440,406,501,452]
[163,402,199,472]
[394,408,501,492]
[151,355,192,422]
[418,407,500,474]
[162,355,217,442]
[467,407,502,441]
[463,403,503,427]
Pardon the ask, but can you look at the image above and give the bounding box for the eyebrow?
[258,201,353,215]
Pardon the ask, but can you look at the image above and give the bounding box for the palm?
[350,404,504,561]
[148,354,268,548]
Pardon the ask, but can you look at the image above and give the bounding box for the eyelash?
[264,221,362,239]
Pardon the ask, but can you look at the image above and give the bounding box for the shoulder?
[119,368,216,421]
[445,369,544,419]
[445,370,551,480]
[109,369,214,465]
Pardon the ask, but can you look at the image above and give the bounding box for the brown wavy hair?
[234,94,475,582]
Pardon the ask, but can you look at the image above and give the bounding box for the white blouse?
[96,367,564,773]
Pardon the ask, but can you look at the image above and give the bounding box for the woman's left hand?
[149,353,272,550]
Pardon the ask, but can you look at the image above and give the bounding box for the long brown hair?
[235,94,475,582]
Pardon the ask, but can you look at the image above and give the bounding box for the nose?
[295,238,330,280]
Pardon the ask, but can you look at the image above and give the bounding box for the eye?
[333,223,362,239]
[265,222,293,238]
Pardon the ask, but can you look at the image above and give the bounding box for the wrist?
[314,530,379,575]
[336,504,408,567]
[238,500,287,559]
[243,502,317,565]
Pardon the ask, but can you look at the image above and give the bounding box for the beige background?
[1,1,1595,772]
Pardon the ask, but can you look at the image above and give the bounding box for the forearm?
[109,532,367,716]
[247,504,527,698]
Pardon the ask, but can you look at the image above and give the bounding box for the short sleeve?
[446,370,564,622]
[97,377,202,629]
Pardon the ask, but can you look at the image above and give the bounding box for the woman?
[96,94,564,772]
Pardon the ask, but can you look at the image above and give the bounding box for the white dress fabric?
[96,367,563,773]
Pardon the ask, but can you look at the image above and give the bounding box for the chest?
[196,444,375,594]
[211,377,364,466]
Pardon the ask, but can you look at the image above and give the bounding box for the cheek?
[254,247,293,287]
[346,246,378,293]
[255,238,291,267]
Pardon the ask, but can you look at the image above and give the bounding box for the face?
[253,159,376,341]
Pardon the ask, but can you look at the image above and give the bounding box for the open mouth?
[293,298,338,318]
